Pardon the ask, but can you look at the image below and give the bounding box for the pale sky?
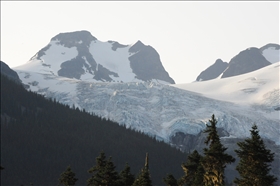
[1,1,279,84]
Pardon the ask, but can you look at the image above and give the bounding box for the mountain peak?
[1,61,21,84]
[260,43,280,51]
[17,31,175,84]
[129,40,146,53]
[196,59,228,81]
[51,30,97,48]
[259,43,280,63]
[221,46,271,78]
[215,58,225,64]
[196,43,278,81]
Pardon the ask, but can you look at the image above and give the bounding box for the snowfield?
[262,46,280,64]
[14,62,280,145]
[89,40,137,82]
[173,62,280,110]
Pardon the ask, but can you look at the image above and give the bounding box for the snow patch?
[14,40,78,76]
[89,40,137,82]
[262,47,280,63]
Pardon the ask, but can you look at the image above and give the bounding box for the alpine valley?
[9,30,280,183]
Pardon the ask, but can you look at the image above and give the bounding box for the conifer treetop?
[234,124,277,186]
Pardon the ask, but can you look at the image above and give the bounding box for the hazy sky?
[1,1,279,84]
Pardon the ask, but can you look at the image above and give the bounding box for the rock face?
[0,61,21,84]
[26,30,175,84]
[221,47,271,78]
[129,40,175,83]
[196,59,228,81]
[196,43,280,81]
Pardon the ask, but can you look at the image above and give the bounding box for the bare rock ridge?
[196,43,280,81]
[196,59,228,81]
[129,40,175,83]
[0,61,21,84]
[221,47,271,78]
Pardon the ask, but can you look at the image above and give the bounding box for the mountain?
[1,72,187,185]
[196,59,228,81]
[12,38,280,183]
[0,61,22,84]
[19,30,175,84]
[196,43,280,81]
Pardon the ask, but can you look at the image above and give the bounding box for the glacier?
[15,62,280,145]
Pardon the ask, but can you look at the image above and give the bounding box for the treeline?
[58,151,150,186]
[0,74,187,185]
[56,115,277,186]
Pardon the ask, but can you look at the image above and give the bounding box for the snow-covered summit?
[12,40,280,183]
[15,30,175,84]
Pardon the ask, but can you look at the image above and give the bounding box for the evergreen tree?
[88,151,107,185]
[133,153,152,186]
[163,174,178,186]
[234,124,277,186]
[104,156,120,185]
[87,151,119,186]
[58,166,78,186]
[201,114,235,186]
[179,150,204,186]
[118,163,135,186]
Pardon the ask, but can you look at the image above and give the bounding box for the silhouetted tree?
[118,163,135,186]
[179,150,204,186]
[163,174,178,186]
[87,151,119,186]
[58,165,78,186]
[201,114,235,186]
[234,124,277,186]
[133,153,152,186]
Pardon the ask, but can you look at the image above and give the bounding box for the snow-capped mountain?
[12,36,280,182]
[196,43,280,81]
[13,35,280,146]
[19,30,175,84]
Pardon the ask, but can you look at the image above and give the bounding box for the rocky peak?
[128,40,175,84]
[1,61,22,85]
[260,43,280,51]
[196,59,228,81]
[129,40,145,53]
[221,47,271,78]
[195,43,277,81]
[51,30,97,48]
